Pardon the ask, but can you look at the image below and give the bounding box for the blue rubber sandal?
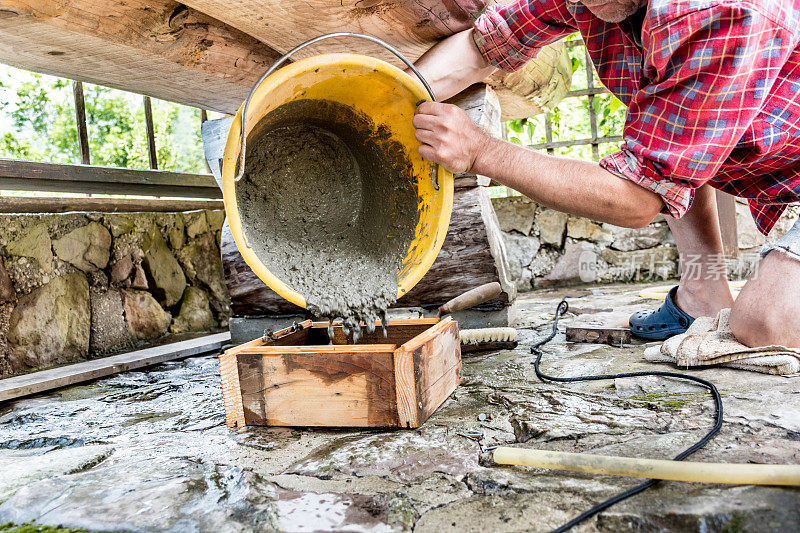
[629,286,695,341]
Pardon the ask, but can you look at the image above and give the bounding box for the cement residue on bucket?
[236,99,419,341]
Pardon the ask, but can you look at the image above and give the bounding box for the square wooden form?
[219,317,462,428]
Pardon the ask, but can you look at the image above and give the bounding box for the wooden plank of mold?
[412,318,462,422]
[258,349,399,427]
[0,332,230,403]
[0,0,282,113]
[259,319,314,347]
[394,317,461,428]
[236,352,268,426]
[309,318,440,346]
[219,349,247,427]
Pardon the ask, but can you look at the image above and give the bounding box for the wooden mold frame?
[219,317,462,428]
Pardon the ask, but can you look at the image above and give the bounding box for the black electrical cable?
[530,298,724,533]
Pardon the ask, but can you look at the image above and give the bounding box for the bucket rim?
[220,53,453,310]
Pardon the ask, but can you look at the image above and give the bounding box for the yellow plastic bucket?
[221,43,453,310]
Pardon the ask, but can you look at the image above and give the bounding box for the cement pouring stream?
[236,100,419,341]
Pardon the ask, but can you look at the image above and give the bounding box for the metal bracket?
[234,32,440,190]
[263,321,304,342]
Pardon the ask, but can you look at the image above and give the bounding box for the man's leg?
[666,184,735,318]
[729,246,800,348]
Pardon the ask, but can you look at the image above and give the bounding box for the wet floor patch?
[1,283,800,531]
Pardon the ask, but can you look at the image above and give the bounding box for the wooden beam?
[0,1,569,118]
[176,0,570,119]
[0,159,221,198]
[0,0,283,113]
[0,332,230,402]
[0,196,223,213]
[181,0,480,65]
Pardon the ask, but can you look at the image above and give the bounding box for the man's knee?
[730,291,797,348]
[729,251,800,348]
[729,304,774,347]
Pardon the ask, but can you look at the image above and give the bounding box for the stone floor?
[0,282,799,532]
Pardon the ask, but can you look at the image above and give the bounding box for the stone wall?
[493,196,677,290]
[493,195,799,291]
[0,210,229,377]
[735,198,800,262]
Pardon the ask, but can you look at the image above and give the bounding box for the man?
[412,0,800,347]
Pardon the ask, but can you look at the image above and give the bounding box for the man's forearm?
[473,137,664,228]
[414,29,497,101]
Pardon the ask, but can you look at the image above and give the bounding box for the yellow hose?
[638,280,746,301]
[493,447,800,486]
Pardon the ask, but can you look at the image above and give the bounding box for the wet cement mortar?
[237,100,418,340]
[2,282,800,531]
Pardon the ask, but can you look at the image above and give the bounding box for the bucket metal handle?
[234,32,441,190]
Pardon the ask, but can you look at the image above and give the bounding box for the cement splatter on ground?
[1,283,799,531]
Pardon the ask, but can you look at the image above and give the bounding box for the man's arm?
[412,103,664,228]
[412,29,497,102]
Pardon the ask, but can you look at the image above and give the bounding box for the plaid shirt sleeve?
[472,0,577,72]
[599,6,795,218]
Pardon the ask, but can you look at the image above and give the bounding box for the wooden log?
[175,0,570,117]
[219,317,460,427]
[221,222,307,316]
[1,1,569,117]
[181,0,479,65]
[222,186,516,316]
[0,0,282,113]
[400,186,516,308]
[0,332,230,402]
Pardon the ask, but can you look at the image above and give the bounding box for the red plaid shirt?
[474,0,800,234]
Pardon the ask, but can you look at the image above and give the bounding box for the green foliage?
[0,64,206,173]
[505,37,627,161]
[0,523,91,533]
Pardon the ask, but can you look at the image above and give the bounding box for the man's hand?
[413,102,488,174]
